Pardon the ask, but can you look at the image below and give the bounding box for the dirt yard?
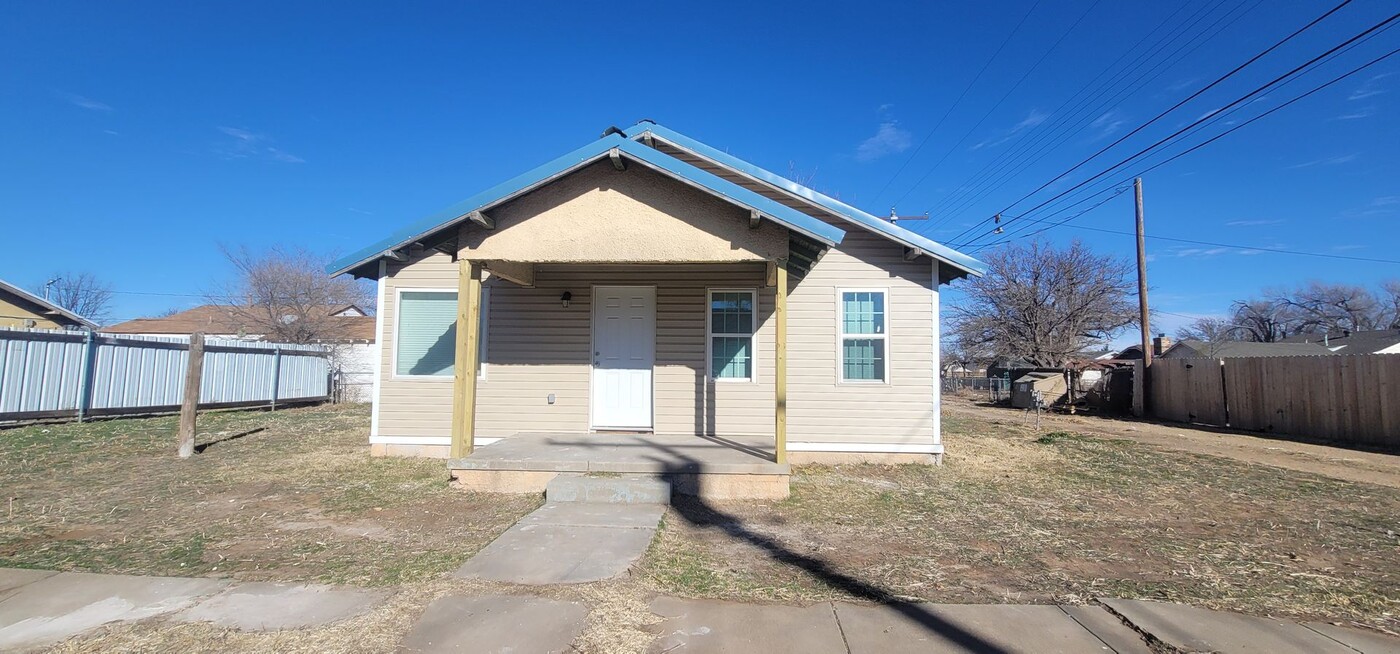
[0,404,538,587]
[3,399,1398,648]
[642,396,1400,632]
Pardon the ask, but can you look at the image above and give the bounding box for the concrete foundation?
[670,473,791,500]
[451,470,559,493]
[786,451,939,465]
[370,443,450,458]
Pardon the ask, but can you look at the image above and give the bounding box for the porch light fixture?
[560,291,572,308]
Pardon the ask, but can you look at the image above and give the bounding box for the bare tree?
[949,239,1137,368]
[1275,282,1381,334]
[1382,279,1400,329]
[1175,316,1241,343]
[1229,298,1295,342]
[37,272,114,325]
[209,245,373,344]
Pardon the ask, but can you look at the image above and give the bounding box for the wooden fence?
[1149,354,1399,448]
[0,328,331,423]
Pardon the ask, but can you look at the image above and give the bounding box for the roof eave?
[625,123,987,278]
[329,134,847,278]
[0,279,98,328]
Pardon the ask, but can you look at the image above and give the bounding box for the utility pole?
[1135,178,1152,414]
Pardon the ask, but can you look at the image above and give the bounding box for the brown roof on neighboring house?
[104,305,375,342]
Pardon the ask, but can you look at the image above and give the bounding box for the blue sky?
[2,1,1396,343]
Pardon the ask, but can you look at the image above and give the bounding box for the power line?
[993,0,1356,216]
[969,42,1400,249]
[1065,225,1400,265]
[922,0,1260,232]
[886,0,1103,209]
[871,0,1043,204]
[950,7,1400,246]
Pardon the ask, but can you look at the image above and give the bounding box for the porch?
[448,431,791,500]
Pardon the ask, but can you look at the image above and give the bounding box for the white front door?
[591,286,655,429]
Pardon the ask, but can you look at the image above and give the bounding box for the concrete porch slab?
[172,582,388,631]
[401,594,588,653]
[0,571,227,651]
[448,431,786,475]
[1100,598,1356,653]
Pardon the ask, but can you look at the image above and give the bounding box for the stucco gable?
[460,161,789,264]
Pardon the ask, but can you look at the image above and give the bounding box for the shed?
[1011,371,1067,408]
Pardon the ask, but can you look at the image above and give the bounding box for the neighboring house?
[1280,329,1400,355]
[106,304,378,401]
[328,122,985,464]
[0,277,97,330]
[1160,339,1334,359]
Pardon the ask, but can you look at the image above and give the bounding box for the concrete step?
[546,474,671,504]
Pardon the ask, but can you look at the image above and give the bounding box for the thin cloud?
[1166,77,1199,92]
[1370,196,1399,207]
[1349,73,1392,101]
[855,120,912,162]
[1089,110,1125,140]
[1225,219,1284,227]
[57,91,112,111]
[1287,153,1357,169]
[1333,106,1375,121]
[1331,244,1365,251]
[214,126,305,163]
[973,109,1048,150]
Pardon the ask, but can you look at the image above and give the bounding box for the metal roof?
[0,278,98,329]
[623,122,986,277]
[327,134,846,277]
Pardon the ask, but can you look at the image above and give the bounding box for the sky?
[2,1,1397,345]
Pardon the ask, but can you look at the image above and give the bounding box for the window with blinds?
[840,289,887,382]
[394,290,490,378]
[708,289,756,381]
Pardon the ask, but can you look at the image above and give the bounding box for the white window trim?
[390,287,489,381]
[837,287,890,385]
[706,288,758,383]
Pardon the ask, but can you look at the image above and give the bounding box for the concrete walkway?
[452,501,665,585]
[2,565,1399,652]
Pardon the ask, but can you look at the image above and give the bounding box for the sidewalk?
[2,567,1398,653]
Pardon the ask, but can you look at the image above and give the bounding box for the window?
[839,290,887,382]
[708,289,756,381]
[393,289,489,378]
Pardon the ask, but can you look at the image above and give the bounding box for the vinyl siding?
[376,254,776,439]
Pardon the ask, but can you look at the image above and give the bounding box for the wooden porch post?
[451,259,483,458]
[774,263,788,464]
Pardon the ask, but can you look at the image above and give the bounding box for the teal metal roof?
[328,134,845,277]
[624,122,986,277]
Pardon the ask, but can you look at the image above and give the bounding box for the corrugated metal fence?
[1149,353,1399,448]
[0,328,331,422]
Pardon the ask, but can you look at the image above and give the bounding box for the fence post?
[76,330,97,423]
[269,346,281,411]
[177,333,205,458]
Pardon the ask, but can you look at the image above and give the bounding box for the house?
[1280,329,1400,355]
[1160,339,1334,359]
[0,277,97,330]
[105,304,378,401]
[327,121,984,495]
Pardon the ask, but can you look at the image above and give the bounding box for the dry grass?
[0,404,538,586]
[641,409,1400,631]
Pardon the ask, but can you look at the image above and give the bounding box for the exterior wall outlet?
[547,393,556,404]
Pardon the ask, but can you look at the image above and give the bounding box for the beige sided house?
[329,122,984,498]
